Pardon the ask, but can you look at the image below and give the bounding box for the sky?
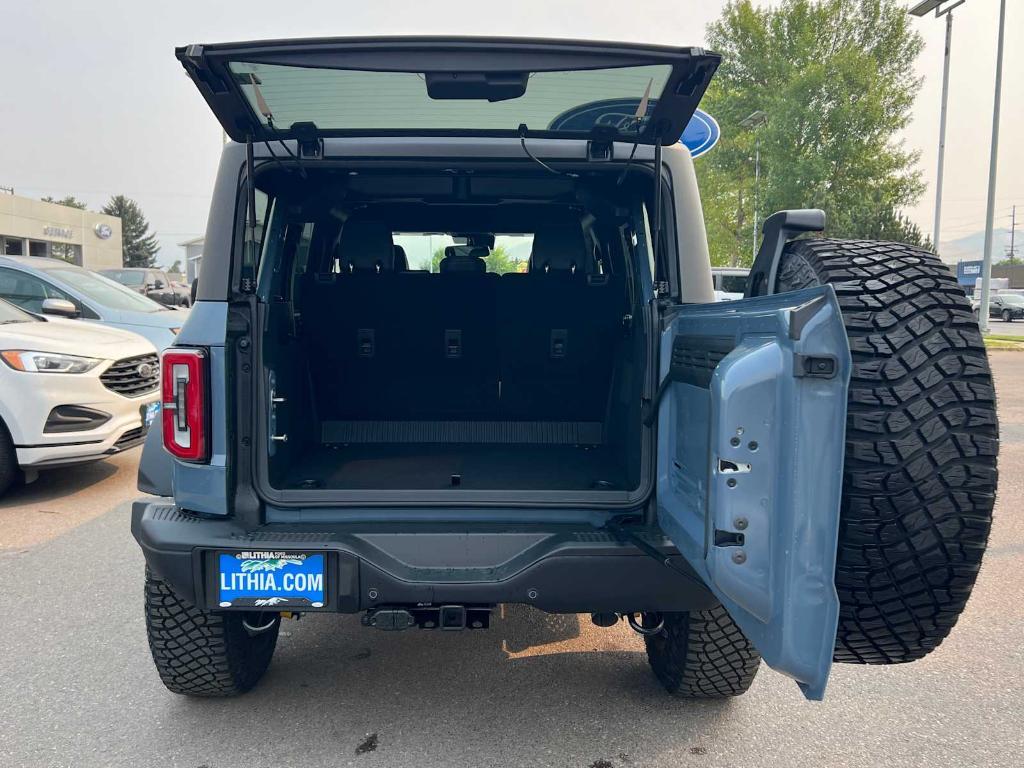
[0,0,1020,267]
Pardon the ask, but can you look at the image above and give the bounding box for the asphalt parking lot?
[1,354,1021,768]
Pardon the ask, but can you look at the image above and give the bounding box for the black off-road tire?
[775,239,997,665]
[644,605,761,697]
[0,419,18,498]
[144,568,280,696]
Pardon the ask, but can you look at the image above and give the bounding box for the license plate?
[217,551,326,609]
[141,402,160,429]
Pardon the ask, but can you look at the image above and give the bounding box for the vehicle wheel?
[0,418,18,498]
[144,567,280,696]
[1002,309,1011,323]
[644,605,760,697]
[775,239,997,664]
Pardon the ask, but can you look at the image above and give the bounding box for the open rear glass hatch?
[175,36,719,145]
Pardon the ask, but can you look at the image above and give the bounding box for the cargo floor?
[279,444,628,491]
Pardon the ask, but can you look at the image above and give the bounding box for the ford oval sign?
[548,100,720,158]
[680,108,720,158]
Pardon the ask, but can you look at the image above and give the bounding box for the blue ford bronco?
[133,37,997,700]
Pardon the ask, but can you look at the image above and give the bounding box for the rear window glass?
[718,275,747,294]
[228,63,671,135]
[393,234,533,274]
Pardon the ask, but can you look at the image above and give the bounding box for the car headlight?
[0,350,102,374]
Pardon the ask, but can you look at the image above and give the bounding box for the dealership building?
[0,193,122,269]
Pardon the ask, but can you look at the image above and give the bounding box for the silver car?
[0,256,185,350]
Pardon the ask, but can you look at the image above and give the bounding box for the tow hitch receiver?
[362,605,492,631]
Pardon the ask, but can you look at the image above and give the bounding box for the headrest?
[530,217,588,273]
[393,245,409,272]
[439,246,487,273]
[337,220,394,272]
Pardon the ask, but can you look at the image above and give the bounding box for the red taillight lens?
[161,348,209,463]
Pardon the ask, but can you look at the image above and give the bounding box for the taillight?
[161,348,209,462]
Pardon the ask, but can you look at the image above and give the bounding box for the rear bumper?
[131,500,715,614]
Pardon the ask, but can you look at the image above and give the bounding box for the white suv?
[0,298,160,496]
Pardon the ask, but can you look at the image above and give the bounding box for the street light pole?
[752,133,761,262]
[909,0,967,254]
[739,110,768,262]
[932,9,953,252]
[978,0,1006,334]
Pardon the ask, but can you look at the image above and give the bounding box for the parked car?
[98,267,188,308]
[986,293,1024,322]
[133,37,995,703]
[169,281,193,307]
[0,298,160,497]
[711,267,749,301]
[0,256,184,350]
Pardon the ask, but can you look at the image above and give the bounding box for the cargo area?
[253,168,653,501]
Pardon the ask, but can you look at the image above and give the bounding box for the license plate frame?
[213,550,329,610]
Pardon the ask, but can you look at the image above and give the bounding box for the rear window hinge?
[587,138,613,162]
[291,121,324,159]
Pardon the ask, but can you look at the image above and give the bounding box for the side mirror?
[154,280,166,290]
[40,298,79,318]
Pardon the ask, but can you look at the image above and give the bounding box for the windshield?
[0,297,36,324]
[229,62,671,135]
[100,269,146,286]
[49,268,166,313]
[1001,294,1024,305]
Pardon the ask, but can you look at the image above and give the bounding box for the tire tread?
[776,239,997,664]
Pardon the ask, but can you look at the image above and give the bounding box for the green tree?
[168,259,183,274]
[101,194,159,268]
[700,0,927,265]
[41,195,87,210]
[484,245,525,274]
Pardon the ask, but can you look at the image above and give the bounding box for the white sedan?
[0,298,160,497]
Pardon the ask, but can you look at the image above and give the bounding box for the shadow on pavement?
[0,460,120,510]
[147,605,736,765]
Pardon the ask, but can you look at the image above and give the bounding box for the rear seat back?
[304,216,623,427]
[307,219,404,420]
[498,220,623,421]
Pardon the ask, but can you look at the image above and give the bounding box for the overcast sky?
[1,0,1020,266]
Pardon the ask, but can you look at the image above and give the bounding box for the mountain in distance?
[939,228,1012,265]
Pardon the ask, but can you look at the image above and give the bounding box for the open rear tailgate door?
[656,286,851,700]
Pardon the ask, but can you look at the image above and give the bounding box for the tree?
[101,195,159,268]
[168,259,183,275]
[699,0,928,264]
[484,245,525,275]
[41,195,87,210]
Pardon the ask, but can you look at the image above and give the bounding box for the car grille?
[100,353,160,397]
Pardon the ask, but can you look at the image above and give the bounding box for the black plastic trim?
[131,500,715,614]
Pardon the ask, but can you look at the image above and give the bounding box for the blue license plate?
[142,402,160,429]
[217,551,326,609]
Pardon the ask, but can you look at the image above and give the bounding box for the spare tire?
[774,239,997,664]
